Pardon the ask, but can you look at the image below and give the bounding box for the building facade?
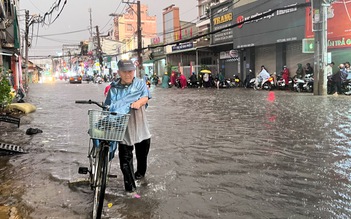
[1,0,21,90]
[198,0,351,82]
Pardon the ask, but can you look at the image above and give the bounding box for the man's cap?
[118,59,136,71]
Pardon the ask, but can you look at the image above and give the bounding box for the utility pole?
[89,8,93,39]
[122,0,142,78]
[313,0,332,95]
[24,10,29,86]
[95,25,103,70]
[137,0,143,77]
[320,1,330,95]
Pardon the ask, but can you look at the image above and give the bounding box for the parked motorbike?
[232,75,241,87]
[187,79,199,88]
[175,78,181,88]
[248,77,256,89]
[219,79,231,88]
[244,70,255,88]
[293,74,313,92]
[276,75,293,90]
[342,79,351,95]
[94,75,103,84]
[252,76,274,90]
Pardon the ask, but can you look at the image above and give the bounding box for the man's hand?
[131,101,142,109]
[130,97,148,110]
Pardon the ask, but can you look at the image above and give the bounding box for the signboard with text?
[305,0,351,48]
[210,1,234,45]
[232,0,306,48]
[151,46,165,56]
[172,42,193,51]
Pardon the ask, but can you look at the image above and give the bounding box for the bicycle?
[75,100,130,219]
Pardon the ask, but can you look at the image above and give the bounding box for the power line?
[28,0,44,13]
[31,28,89,37]
[100,1,123,32]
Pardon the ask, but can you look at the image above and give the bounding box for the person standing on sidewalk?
[331,63,345,95]
[105,59,152,195]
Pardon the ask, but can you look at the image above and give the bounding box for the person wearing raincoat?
[179,73,187,89]
[296,63,304,79]
[104,59,152,195]
[282,66,290,86]
[162,72,170,88]
[170,71,177,86]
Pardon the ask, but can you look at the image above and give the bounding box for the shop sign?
[152,36,162,45]
[229,50,238,58]
[233,0,305,48]
[151,47,165,56]
[172,42,193,51]
[220,50,239,59]
[306,0,351,48]
[328,37,351,49]
[211,1,234,45]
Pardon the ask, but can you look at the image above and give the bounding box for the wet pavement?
[1,80,351,218]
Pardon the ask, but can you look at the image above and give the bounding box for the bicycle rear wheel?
[92,145,109,219]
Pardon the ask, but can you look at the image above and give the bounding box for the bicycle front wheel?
[92,145,109,219]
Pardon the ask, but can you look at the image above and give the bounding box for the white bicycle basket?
[88,110,130,141]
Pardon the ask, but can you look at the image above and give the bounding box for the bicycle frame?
[76,99,128,219]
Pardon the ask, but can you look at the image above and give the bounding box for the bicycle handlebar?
[75,100,106,110]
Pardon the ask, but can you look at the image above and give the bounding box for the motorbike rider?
[255,65,270,88]
[151,73,159,86]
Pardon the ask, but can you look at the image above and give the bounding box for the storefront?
[166,42,196,78]
[219,50,239,79]
[150,46,166,77]
[305,0,351,67]
[232,0,307,76]
[209,1,235,77]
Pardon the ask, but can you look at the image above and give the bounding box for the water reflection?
[1,83,351,218]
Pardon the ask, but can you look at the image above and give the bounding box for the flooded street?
[1,80,351,218]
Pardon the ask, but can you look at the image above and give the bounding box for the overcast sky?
[19,0,198,57]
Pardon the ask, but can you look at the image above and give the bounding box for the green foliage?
[0,71,12,110]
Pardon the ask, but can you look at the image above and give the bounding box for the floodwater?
[1,80,351,219]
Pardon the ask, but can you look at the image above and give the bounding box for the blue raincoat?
[105,77,151,114]
[94,77,151,160]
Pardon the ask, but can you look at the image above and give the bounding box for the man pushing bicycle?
[105,59,152,195]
